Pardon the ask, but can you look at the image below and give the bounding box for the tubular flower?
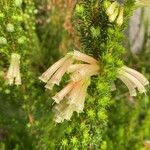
[39,53,74,90]
[54,77,91,123]
[116,7,124,26]
[136,0,150,7]
[106,1,124,26]
[39,50,99,90]
[39,50,99,123]
[117,66,149,96]
[6,53,21,85]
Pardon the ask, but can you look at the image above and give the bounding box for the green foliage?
[0,0,149,150]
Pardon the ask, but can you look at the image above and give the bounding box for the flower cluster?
[39,50,99,123]
[39,51,149,123]
[117,66,149,96]
[6,53,21,85]
[106,1,124,26]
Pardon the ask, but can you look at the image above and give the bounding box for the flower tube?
[116,7,124,26]
[39,54,73,83]
[52,81,75,103]
[117,66,149,96]
[73,50,98,64]
[6,53,21,85]
[39,51,102,122]
[106,1,118,16]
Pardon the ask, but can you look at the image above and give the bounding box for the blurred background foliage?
[0,0,149,150]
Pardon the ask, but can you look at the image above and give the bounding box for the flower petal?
[116,7,124,26]
[109,7,119,22]
[71,64,99,81]
[73,50,98,64]
[67,64,88,73]
[6,53,21,85]
[49,58,73,86]
[39,54,71,83]
[119,70,146,94]
[54,102,75,123]
[52,82,75,103]
[123,66,149,86]
[106,1,118,16]
[118,74,137,96]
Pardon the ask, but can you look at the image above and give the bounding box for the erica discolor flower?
[136,0,150,7]
[106,1,118,16]
[106,1,124,26]
[39,50,99,123]
[73,50,98,64]
[6,53,21,85]
[117,66,149,96]
[39,53,74,90]
[116,7,124,26]
[54,77,91,123]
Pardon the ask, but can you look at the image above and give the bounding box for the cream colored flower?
[70,64,99,81]
[53,65,98,123]
[117,66,149,96]
[39,51,98,90]
[116,7,124,26]
[53,77,91,123]
[39,53,74,90]
[39,50,100,123]
[6,53,21,85]
[136,0,150,7]
[67,78,90,113]
[73,50,98,64]
[54,101,75,123]
[109,7,119,22]
[106,1,124,26]
[106,1,118,16]
[52,81,75,103]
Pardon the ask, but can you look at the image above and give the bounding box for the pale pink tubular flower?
[44,58,73,90]
[106,1,118,16]
[71,64,99,81]
[6,53,21,85]
[52,81,81,122]
[52,65,98,123]
[52,81,75,103]
[122,66,149,86]
[118,75,137,96]
[39,53,73,83]
[73,50,98,64]
[67,64,88,73]
[53,78,90,123]
[136,0,150,7]
[68,78,90,113]
[117,66,149,96]
[39,50,100,123]
[66,81,83,103]
[54,103,75,123]
[39,50,99,90]
[116,7,124,26]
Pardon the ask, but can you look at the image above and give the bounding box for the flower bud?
[106,1,118,16]
[116,7,124,26]
[6,53,21,85]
